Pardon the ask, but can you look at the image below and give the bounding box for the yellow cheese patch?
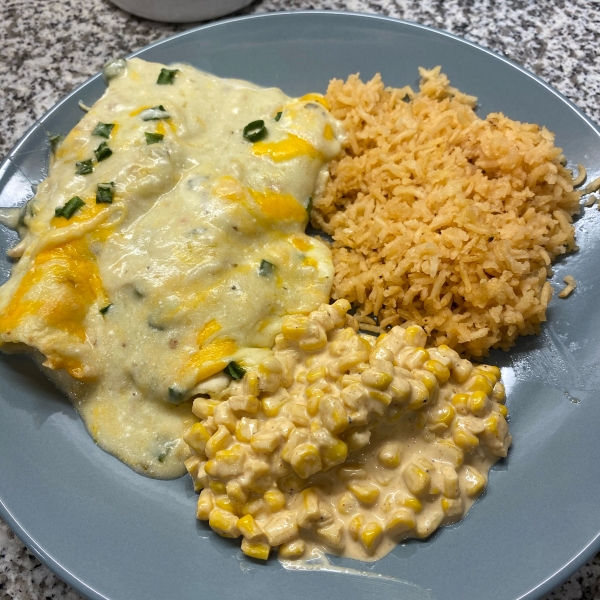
[253,134,320,162]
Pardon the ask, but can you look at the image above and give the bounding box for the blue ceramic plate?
[1,11,600,600]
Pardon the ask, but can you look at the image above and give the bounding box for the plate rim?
[1,10,599,600]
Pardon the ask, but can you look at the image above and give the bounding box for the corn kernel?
[306,365,327,383]
[466,374,493,396]
[320,439,348,469]
[209,508,240,538]
[184,455,200,477]
[428,403,455,428]
[405,348,430,370]
[192,398,220,419]
[306,389,323,416]
[278,472,305,493]
[278,539,306,559]
[316,521,344,550]
[184,422,212,454]
[403,463,431,496]
[453,428,480,450]
[476,365,500,384]
[469,391,491,417]
[282,316,310,340]
[368,389,392,408]
[433,440,464,467]
[337,351,369,374]
[404,326,427,347]
[497,404,509,417]
[215,496,236,513]
[196,490,213,520]
[297,487,320,528]
[483,414,501,436]
[425,360,450,382]
[398,496,422,512]
[205,425,232,459]
[262,394,287,417]
[347,482,380,505]
[493,381,506,403]
[415,369,438,394]
[241,538,270,560]
[228,394,259,414]
[441,465,460,499]
[319,396,348,435]
[237,514,263,540]
[452,359,473,383]
[290,443,322,479]
[361,369,393,390]
[263,511,299,546]
[264,489,286,512]
[360,522,383,553]
[337,492,358,515]
[235,417,258,443]
[245,370,260,397]
[441,497,463,518]
[386,508,415,536]
[408,380,429,410]
[250,429,281,453]
[209,481,226,495]
[464,466,487,497]
[241,498,263,516]
[378,442,401,468]
[226,481,247,505]
[349,514,364,540]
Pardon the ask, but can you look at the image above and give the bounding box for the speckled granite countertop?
[1,1,600,598]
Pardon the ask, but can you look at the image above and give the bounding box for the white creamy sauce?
[0,58,342,478]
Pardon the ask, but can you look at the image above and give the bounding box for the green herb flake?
[75,159,94,175]
[306,196,313,215]
[259,259,275,277]
[94,141,113,162]
[156,68,180,85]
[157,451,167,463]
[274,111,282,122]
[96,182,115,204]
[140,105,170,121]
[145,132,164,145]
[99,303,112,315]
[243,119,268,143]
[92,122,115,138]
[168,387,185,404]
[402,94,411,103]
[48,133,65,153]
[55,196,85,219]
[225,361,246,380]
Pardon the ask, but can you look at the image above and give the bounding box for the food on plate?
[313,67,581,356]
[0,58,343,477]
[185,299,510,561]
[558,275,576,298]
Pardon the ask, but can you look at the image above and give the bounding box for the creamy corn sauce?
[185,300,511,561]
[0,58,342,478]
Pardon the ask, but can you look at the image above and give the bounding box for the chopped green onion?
[225,361,246,380]
[96,182,114,204]
[402,94,411,103]
[75,159,94,175]
[140,106,170,121]
[94,141,113,162]
[55,196,85,219]
[168,386,185,404]
[306,196,313,215]
[243,120,268,143]
[48,134,64,153]
[156,68,180,85]
[157,450,169,463]
[145,132,164,145]
[92,122,115,138]
[274,111,282,122]
[259,259,275,277]
[99,304,112,315]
